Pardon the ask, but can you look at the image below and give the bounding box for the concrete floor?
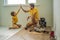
[8,29,50,40]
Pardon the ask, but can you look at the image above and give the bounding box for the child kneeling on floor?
[9,6,21,29]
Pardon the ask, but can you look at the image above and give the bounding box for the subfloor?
[0,26,23,40]
[8,29,50,40]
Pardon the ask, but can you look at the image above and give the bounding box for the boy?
[9,6,21,29]
[21,3,39,31]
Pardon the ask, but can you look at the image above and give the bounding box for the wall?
[0,3,1,25]
[39,0,53,27]
[0,0,2,26]
[53,0,60,40]
[0,0,53,27]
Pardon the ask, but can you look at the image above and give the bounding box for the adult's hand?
[27,16,31,21]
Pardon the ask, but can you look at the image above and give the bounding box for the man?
[21,3,39,31]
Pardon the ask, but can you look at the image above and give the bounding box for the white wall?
[0,1,2,26]
[0,6,1,25]
[40,0,53,27]
[0,0,53,27]
[53,0,60,40]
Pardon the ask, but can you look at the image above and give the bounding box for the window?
[5,0,26,5]
[28,0,36,3]
[4,0,36,5]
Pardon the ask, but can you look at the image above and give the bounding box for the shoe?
[29,30,32,32]
[25,28,28,30]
